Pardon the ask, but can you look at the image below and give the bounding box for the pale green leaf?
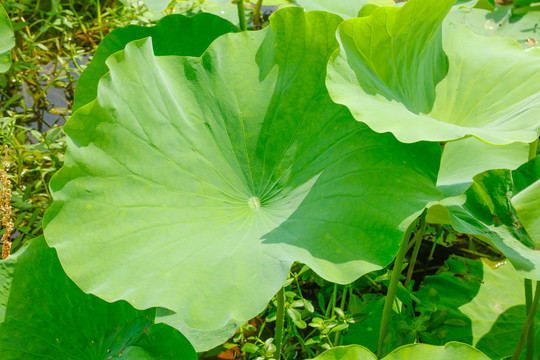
[447,6,540,47]
[44,7,442,336]
[141,0,172,11]
[295,0,394,19]
[512,179,540,246]
[326,0,540,144]
[312,342,490,359]
[437,138,529,196]
[73,13,238,112]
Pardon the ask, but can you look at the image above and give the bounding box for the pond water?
[2,53,91,132]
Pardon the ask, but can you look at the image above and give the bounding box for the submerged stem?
[236,0,247,31]
[274,286,285,360]
[377,218,416,357]
[513,282,540,360]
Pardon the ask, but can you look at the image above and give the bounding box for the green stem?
[236,0,247,31]
[512,281,540,360]
[326,283,337,317]
[377,219,416,357]
[404,212,426,287]
[524,279,534,360]
[333,285,349,346]
[523,137,538,360]
[253,0,263,28]
[275,286,285,360]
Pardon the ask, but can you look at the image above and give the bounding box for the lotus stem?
[378,218,416,357]
[274,286,285,360]
[523,137,538,359]
[405,212,426,287]
[236,0,247,31]
[253,0,263,29]
[512,281,540,360]
[524,279,534,360]
[1,145,14,260]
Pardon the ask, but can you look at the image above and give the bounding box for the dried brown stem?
[1,145,14,260]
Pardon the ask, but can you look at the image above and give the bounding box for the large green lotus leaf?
[70,12,239,349]
[326,0,540,144]
[416,256,540,359]
[246,0,291,5]
[43,7,442,333]
[512,179,540,245]
[155,308,243,351]
[295,0,394,19]
[140,0,171,11]
[447,6,540,47]
[198,2,240,25]
[313,345,376,360]
[0,3,14,73]
[313,343,490,360]
[437,138,529,196]
[73,13,238,112]
[446,158,540,280]
[0,236,197,359]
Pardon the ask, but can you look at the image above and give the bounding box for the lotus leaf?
[73,13,238,112]
[447,6,540,47]
[43,7,442,334]
[295,0,394,19]
[326,0,540,144]
[512,178,540,245]
[0,3,14,73]
[199,2,240,25]
[69,13,241,348]
[416,256,540,359]
[140,0,172,12]
[313,342,490,360]
[0,237,197,359]
[446,157,540,280]
[437,138,529,196]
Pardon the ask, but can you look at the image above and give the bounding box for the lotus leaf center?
[248,196,261,211]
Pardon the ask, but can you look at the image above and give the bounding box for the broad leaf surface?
[512,178,540,245]
[140,0,171,12]
[326,0,540,144]
[69,13,240,348]
[416,256,540,359]
[73,13,238,112]
[0,3,14,73]
[295,0,394,19]
[0,237,197,359]
[437,138,529,196]
[446,158,540,280]
[342,295,386,353]
[313,343,490,360]
[199,2,240,25]
[44,7,442,333]
[447,6,540,47]
[155,308,243,351]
